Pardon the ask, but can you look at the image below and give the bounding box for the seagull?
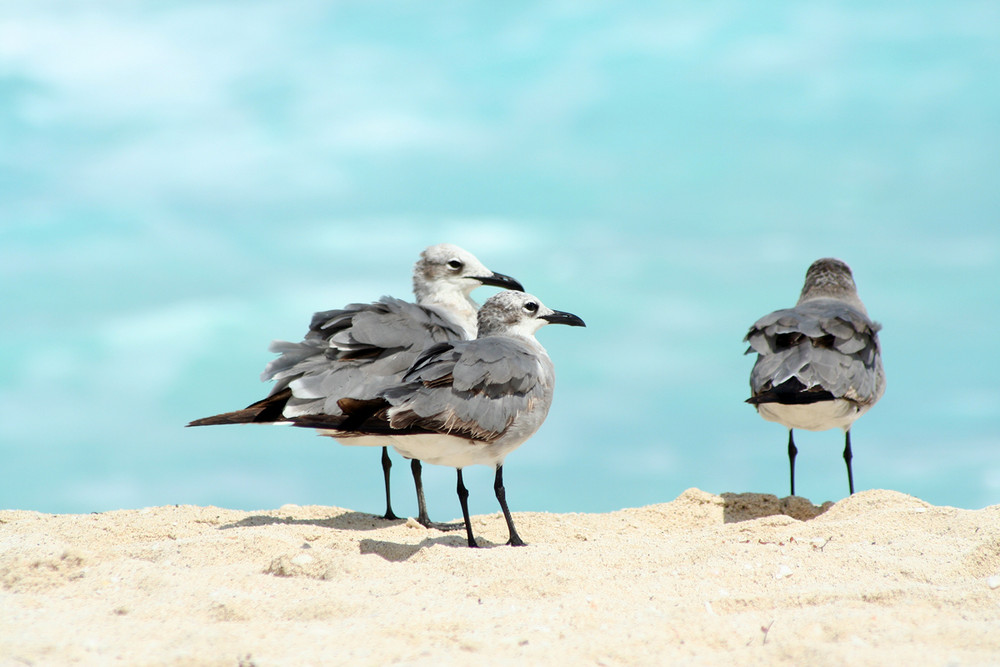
[744,258,885,497]
[188,244,524,527]
[289,291,586,548]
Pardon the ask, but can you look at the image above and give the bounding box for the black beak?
[540,310,586,327]
[476,271,525,292]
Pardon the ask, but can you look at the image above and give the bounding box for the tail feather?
[187,389,292,427]
[288,397,393,433]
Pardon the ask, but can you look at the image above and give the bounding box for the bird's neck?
[797,289,868,315]
[415,283,479,337]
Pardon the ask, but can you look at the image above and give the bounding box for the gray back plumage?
[745,258,885,407]
[745,299,884,405]
[263,297,465,417]
[382,336,553,443]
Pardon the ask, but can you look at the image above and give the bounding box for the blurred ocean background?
[2,2,998,519]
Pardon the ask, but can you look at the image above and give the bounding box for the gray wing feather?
[262,339,328,393]
[261,296,467,417]
[384,338,550,441]
[745,298,884,405]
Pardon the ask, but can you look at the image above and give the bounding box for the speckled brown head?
[798,258,859,304]
[476,291,585,339]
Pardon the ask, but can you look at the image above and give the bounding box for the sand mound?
[2,489,998,665]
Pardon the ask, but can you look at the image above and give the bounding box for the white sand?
[2,488,999,666]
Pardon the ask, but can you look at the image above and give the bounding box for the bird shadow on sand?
[218,510,404,532]
[218,511,497,560]
[359,534,510,562]
[721,492,833,524]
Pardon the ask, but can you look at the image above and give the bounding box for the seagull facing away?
[188,244,524,527]
[744,258,885,497]
[289,291,586,548]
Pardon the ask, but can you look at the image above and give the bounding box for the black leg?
[411,459,430,526]
[456,469,477,548]
[494,466,525,547]
[380,447,399,521]
[411,460,464,532]
[843,430,855,495]
[787,429,798,497]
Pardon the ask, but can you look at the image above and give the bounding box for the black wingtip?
[747,382,838,406]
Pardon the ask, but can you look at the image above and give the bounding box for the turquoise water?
[2,2,998,517]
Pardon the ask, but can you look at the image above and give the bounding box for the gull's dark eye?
[524,301,539,314]
[447,259,464,271]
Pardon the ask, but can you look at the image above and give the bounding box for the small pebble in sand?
[987,576,1000,590]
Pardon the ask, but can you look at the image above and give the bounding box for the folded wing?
[262,297,466,418]
[381,337,551,442]
[745,298,884,406]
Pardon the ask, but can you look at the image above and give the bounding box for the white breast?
[319,432,394,448]
[756,399,870,432]
[387,433,526,469]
